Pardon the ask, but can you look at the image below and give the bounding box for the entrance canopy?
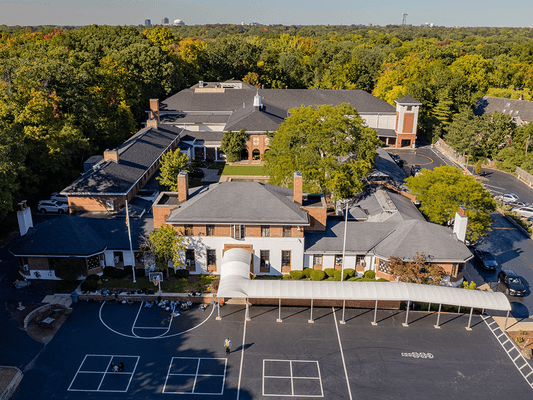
[217,248,511,312]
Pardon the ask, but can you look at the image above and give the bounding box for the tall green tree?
[264,103,379,200]
[405,165,496,242]
[220,129,248,162]
[157,149,189,191]
[148,225,188,278]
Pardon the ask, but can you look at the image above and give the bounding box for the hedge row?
[287,269,382,282]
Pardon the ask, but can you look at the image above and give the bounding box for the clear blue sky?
[1,0,532,28]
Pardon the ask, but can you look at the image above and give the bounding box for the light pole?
[340,198,354,324]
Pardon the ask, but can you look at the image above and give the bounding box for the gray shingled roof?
[10,216,154,257]
[374,220,473,263]
[62,125,183,195]
[395,96,422,105]
[305,218,472,263]
[166,181,309,225]
[160,86,395,116]
[474,96,533,122]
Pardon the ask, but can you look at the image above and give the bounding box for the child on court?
[224,338,231,355]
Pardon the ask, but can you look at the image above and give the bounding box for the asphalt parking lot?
[10,302,533,399]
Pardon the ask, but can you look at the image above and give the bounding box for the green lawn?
[221,165,268,176]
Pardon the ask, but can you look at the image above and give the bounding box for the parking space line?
[332,307,353,400]
[483,316,533,389]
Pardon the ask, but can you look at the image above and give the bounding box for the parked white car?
[50,192,68,204]
[37,200,69,214]
[511,206,533,218]
[496,193,520,203]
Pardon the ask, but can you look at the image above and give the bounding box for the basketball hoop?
[149,272,163,293]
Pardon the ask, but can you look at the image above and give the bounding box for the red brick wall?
[153,206,176,229]
[245,225,261,237]
[28,257,50,270]
[216,225,231,236]
[304,207,327,231]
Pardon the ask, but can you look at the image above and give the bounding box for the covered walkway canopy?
[216,248,512,329]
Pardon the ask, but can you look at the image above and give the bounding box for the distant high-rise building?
[173,19,185,26]
[162,17,169,25]
[144,19,151,26]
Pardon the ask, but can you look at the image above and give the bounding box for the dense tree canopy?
[405,166,496,242]
[4,24,533,222]
[264,103,378,200]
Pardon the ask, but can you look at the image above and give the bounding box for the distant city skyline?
[1,0,532,28]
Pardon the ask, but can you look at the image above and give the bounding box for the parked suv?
[510,206,533,218]
[37,200,69,214]
[498,270,527,296]
[50,192,68,204]
[496,193,520,204]
[473,249,498,270]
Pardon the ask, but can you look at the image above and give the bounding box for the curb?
[497,208,531,238]
[23,304,52,330]
[0,366,23,400]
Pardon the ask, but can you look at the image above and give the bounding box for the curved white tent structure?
[217,248,511,328]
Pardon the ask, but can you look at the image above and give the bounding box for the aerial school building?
[12,80,472,285]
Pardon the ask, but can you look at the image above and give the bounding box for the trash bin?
[71,291,79,303]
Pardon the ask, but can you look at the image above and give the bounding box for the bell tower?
[394,96,422,148]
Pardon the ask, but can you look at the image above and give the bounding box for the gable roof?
[166,181,309,225]
[62,125,183,196]
[395,96,422,106]
[475,96,533,122]
[10,216,154,257]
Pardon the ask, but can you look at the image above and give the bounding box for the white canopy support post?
[308,299,314,323]
[216,297,221,320]
[245,298,250,321]
[372,300,378,326]
[466,307,474,330]
[402,301,410,327]
[434,304,442,329]
[504,310,510,331]
[277,298,282,323]
[458,305,461,314]
[340,300,346,325]
[428,303,431,312]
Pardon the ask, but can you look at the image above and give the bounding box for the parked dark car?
[473,249,498,270]
[498,270,527,296]
[389,153,404,168]
[411,165,422,177]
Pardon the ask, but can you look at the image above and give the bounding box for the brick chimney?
[17,200,33,236]
[146,119,158,128]
[453,207,468,242]
[149,99,160,122]
[103,149,118,163]
[294,171,302,205]
[178,171,189,202]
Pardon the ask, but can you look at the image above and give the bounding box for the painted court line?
[333,307,353,400]
[68,354,139,393]
[262,360,323,398]
[236,315,247,400]
[163,357,228,395]
[99,301,214,339]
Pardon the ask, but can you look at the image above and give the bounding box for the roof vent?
[199,81,205,88]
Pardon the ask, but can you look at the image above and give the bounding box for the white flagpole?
[126,200,136,283]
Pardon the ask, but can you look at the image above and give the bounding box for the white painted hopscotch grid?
[262,360,324,397]
[163,357,228,395]
[68,354,139,393]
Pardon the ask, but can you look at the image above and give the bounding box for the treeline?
[3,24,533,222]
